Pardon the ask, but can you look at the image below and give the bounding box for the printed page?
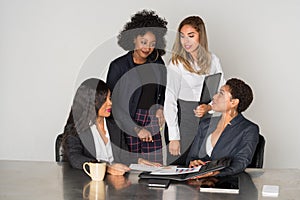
[150,166,201,175]
[129,164,177,173]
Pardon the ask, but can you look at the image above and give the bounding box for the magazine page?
[129,164,177,173]
[150,166,201,175]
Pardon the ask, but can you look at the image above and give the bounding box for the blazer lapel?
[79,128,96,158]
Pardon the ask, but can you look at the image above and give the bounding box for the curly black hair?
[226,78,253,113]
[117,9,168,61]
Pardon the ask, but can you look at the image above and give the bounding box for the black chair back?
[55,133,65,162]
[248,134,265,168]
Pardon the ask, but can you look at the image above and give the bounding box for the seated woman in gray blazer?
[62,78,161,175]
[187,78,259,177]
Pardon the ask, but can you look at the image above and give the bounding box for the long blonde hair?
[171,16,211,75]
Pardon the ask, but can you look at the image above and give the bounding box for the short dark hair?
[226,78,253,113]
[117,9,168,60]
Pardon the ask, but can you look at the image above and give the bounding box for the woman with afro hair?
[106,10,168,164]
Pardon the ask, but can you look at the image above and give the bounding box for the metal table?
[0,160,299,199]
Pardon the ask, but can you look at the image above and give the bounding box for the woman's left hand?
[138,158,162,167]
[193,104,211,118]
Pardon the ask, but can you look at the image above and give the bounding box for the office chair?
[55,133,65,162]
[248,134,265,168]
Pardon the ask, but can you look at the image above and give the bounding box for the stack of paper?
[262,185,279,197]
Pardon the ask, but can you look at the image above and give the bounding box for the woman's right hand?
[107,163,130,176]
[193,104,211,118]
[137,128,153,142]
[169,140,180,156]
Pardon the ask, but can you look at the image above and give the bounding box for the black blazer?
[106,51,166,134]
[187,114,259,176]
[65,118,137,169]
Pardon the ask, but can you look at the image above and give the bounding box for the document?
[129,164,177,173]
[129,164,201,175]
[150,166,201,175]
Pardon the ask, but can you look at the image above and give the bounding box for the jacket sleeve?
[106,118,138,165]
[164,62,182,140]
[106,60,124,92]
[157,62,167,106]
[186,120,210,166]
[65,135,97,169]
[218,124,259,176]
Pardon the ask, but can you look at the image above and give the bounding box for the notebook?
[199,176,239,194]
[199,73,222,104]
[139,157,231,181]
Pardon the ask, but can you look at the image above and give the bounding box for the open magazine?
[138,157,232,181]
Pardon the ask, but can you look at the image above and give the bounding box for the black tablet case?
[199,73,222,104]
[139,157,231,181]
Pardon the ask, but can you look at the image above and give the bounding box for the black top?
[106,51,166,133]
[137,66,157,109]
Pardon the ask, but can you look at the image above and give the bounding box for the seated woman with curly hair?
[187,78,260,177]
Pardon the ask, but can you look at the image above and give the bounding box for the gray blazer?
[65,118,137,169]
[187,114,259,176]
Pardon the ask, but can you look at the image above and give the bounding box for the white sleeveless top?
[206,134,213,157]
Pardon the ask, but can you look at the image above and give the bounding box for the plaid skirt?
[126,109,163,163]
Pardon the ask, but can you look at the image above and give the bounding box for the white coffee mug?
[83,162,106,181]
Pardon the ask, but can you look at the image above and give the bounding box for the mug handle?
[83,162,91,178]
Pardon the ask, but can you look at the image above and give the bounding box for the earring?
[149,49,159,62]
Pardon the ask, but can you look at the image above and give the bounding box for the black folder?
[139,157,231,182]
[199,73,222,104]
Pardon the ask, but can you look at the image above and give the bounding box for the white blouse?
[91,119,114,164]
[164,53,224,140]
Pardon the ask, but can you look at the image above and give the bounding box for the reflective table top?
[0,160,299,200]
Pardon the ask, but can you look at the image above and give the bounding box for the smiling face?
[180,25,200,57]
[97,90,112,118]
[133,31,156,63]
[211,85,236,113]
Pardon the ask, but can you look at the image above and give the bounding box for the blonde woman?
[164,16,224,165]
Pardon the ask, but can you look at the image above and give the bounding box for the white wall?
[1,0,299,168]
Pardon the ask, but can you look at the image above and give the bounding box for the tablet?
[200,176,239,194]
[199,73,222,104]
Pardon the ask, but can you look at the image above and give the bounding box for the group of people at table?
[61,10,259,179]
